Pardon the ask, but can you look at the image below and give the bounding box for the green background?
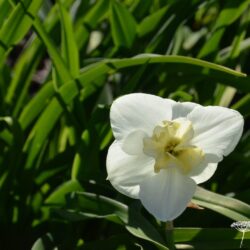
[0,0,249,249]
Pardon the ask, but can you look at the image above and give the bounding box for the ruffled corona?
[143,119,204,174]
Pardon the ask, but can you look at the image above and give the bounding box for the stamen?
[143,119,204,174]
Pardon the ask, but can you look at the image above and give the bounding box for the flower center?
[143,119,204,174]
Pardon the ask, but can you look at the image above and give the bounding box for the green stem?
[165,221,175,250]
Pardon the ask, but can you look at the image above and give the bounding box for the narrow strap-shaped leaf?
[109,0,137,48]
[82,0,109,28]
[23,54,247,169]
[32,17,73,83]
[0,1,12,28]
[198,0,250,59]
[49,192,169,250]
[138,6,169,37]
[19,82,55,130]
[174,228,250,249]
[5,0,77,110]
[23,80,79,169]
[5,44,42,113]
[193,187,250,221]
[74,0,109,48]
[78,54,247,91]
[0,0,43,64]
[231,93,250,117]
[58,2,79,78]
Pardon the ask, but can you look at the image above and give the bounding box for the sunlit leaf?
[193,187,250,221]
[110,0,137,48]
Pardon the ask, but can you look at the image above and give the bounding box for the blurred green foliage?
[0,0,249,249]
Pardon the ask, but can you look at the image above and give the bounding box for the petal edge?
[139,167,196,221]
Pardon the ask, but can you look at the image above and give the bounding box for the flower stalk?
[165,221,175,250]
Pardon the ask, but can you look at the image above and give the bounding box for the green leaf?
[78,54,247,91]
[0,0,43,64]
[4,1,73,107]
[145,0,200,53]
[71,129,101,181]
[35,147,74,185]
[32,17,73,83]
[218,38,250,63]
[231,93,250,117]
[174,228,250,249]
[193,187,250,221]
[74,0,110,49]
[0,1,12,28]
[24,54,247,169]
[198,0,250,59]
[138,6,168,37]
[58,2,79,78]
[19,82,55,130]
[45,180,83,205]
[71,105,110,181]
[5,44,43,113]
[78,234,141,250]
[54,192,168,250]
[24,80,79,169]
[83,0,109,28]
[110,0,137,48]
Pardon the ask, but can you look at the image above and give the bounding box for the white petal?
[106,141,154,198]
[173,118,194,143]
[122,130,147,155]
[188,106,243,158]
[172,102,200,119]
[189,163,217,184]
[139,167,196,221]
[110,93,173,141]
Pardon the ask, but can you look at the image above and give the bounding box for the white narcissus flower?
[106,93,244,221]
